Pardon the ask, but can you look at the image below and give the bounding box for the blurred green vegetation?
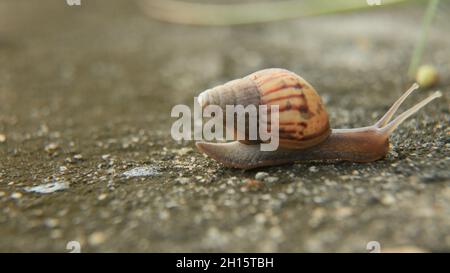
[139,0,413,26]
[139,0,441,79]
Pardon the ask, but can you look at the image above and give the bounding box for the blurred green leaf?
[139,0,413,26]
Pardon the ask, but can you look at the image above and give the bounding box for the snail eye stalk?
[379,90,441,136]
[374,83,419,128]
[374,83,441,136]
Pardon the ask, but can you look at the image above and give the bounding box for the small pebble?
[254,213,267,224]
[242,179,264,191]
[97,193,107,201]
[309,166,318,173]
[175,177,190,184]
[0,133,6,143]
[25,180,69,194]
[11,192,22,199]
[88,231,107,246]
[334,207,353,219]
[420,172,447,183]
[44,143,59,153]
[175,147,193,156]
[255,172,269,180]
[265,176,279,183]
[416,65,439,88]
[269,226,283,240]
[309,208,326,227]
[159,210,170,220]
[380,194,396,206]
[44,218,59,228]
[313,196,325,203]
[123,166,160,178]
[50,229,63,239]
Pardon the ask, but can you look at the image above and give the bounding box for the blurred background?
[0,0,448,252]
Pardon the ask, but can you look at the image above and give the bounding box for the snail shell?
[198,68,331,149]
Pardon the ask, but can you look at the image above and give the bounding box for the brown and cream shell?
[198,68,331,149]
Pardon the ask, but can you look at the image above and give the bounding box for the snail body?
[196,68,441,169]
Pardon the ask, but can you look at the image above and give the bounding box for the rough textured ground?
[0,1,449,252]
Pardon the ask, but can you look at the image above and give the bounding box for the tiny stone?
[264,176,279,183]
[309,208,326,227]
[420,172,448,183]
[11,192,22,199]
[254,213,267,224]
[44,218,59,228]
[73,154,83,160]
[25,180,69,194]
[175,147,193,156]
[0,133,6,143]
[59,166,68,172]
[269,226,283,240]
[309,166,318,173]
[97,193,107,201]
[50,229,63,239]
[88,232,107,246]
[123,166,160,178]
[255,172,269,180]
[0,191,5,197]
[334,207,353,219]
[159,210,170,220]
[380,194,396,205]
[45,143,59,152]
[242,179,264,191]
[313,196,324,203]
[416,65,439,88]
[175,177,190,184]
[286,185,295,194]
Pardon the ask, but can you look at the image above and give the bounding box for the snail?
[195,68,441,169]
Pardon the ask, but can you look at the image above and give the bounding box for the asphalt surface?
[0,1,449,252]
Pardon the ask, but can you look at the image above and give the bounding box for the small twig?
[407,0,439,78]
[138,0,412,26]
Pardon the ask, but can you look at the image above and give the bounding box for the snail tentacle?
[379,90,441,135]
[374,83,419,128]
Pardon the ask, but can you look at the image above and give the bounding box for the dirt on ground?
[0,0,449,252]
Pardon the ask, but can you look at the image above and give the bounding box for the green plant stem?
[408,0,439,78]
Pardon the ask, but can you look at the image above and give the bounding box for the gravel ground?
[0,1,449,252]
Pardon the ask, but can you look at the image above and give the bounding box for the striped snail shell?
[198,68,331,149]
